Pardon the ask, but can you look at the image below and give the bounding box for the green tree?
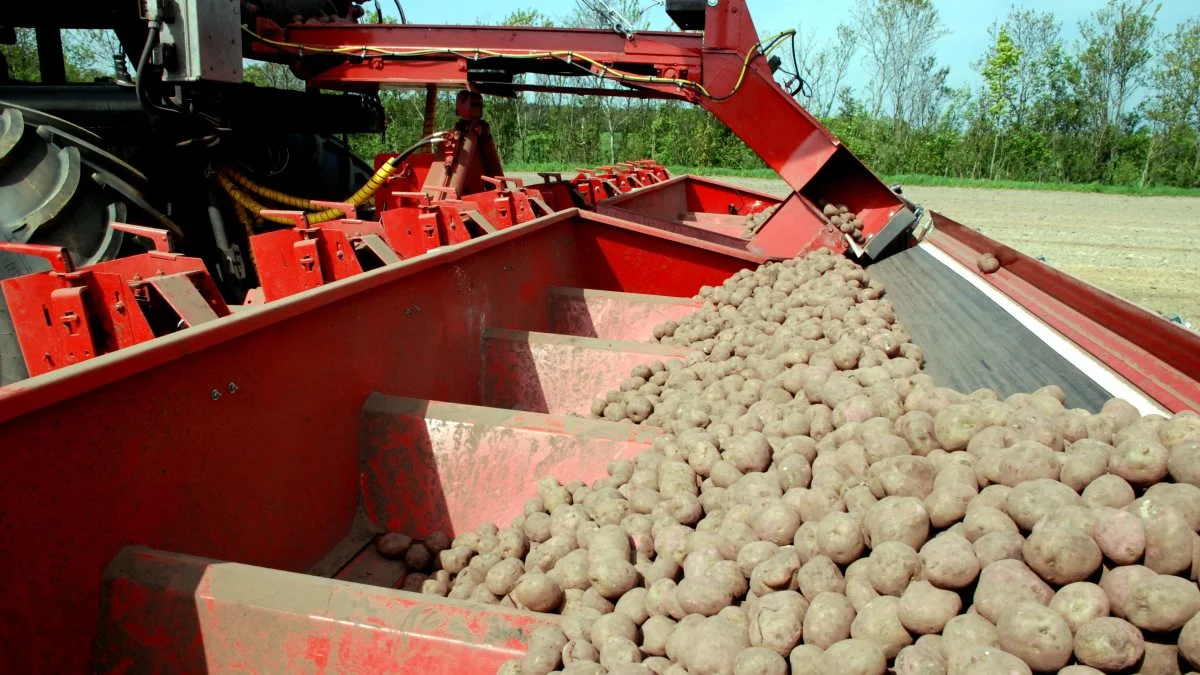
[980,28,1022,178]
[1077,0,1160,181]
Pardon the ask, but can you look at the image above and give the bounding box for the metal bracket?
[49,286,95,365]
[0,242,76,273]
[144,272,220,327]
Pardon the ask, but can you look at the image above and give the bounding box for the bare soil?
[714,177,1200,324]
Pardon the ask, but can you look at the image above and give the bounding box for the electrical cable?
[241,24,797,102]
[135,18,179,116]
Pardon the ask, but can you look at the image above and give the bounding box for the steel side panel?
[925,214,1200,412]
[0,210,764,672]
[94,547,557,673]
[548,286,702,341]
[481,328,690,415]
[359,394,660,537]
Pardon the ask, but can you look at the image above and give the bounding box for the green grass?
[505,162,1200,197]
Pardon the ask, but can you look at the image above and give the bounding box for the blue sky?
[381,0,1198,92]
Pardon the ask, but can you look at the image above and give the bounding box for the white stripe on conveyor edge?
[917,241,1168,416]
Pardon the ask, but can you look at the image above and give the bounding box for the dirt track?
[716,177,1200,325]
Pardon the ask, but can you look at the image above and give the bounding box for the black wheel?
[0,101,165,384]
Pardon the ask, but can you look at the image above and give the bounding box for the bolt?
[210,389,221,400]
[114,299,126,314]
[228,382,238,394]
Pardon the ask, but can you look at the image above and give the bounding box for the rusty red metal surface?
[548,286,702,341]
[95,547,558,673]
[598,175,782,250]
[0,209,762,672]
[481,327,689,415]
[925,213,1200,412]
[359,394,659,537]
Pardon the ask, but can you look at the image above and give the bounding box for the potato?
[899,580,961,634]
[920,534,980,589]
[973,559,1054,623]
[1073,617,1144,672]
[963,505,1019,543]
[816,512,865,564]
[683,616,750,675]
[1049,582,1110,634]
[562,639,600,666]
[1004,478,1080,531]
[1091,508,1144,565]
[892,644,946,675]
[788,644,828,675]
[592,611,639,648]
[598,636,642,670]
[1061,441,1113,491]
[513,573,564,613]
[752,501,801,546]
[868,540,920,596]
[823,639,886,675]
[1124,574,1200,632]
[1108,437,1170,486]
[850,596,913,659]
[1168,441,1200,486]
[1098,565,1156,619]
[996,601,1073,671]
[1181,613,1200,670]
[1058,667,1104,675]
[934,404,983,451]
[942,613,999,648]
[748,590,808,656]
[1145,483,1200,530]
[1081,474,1136,508]
[865,496,930,550]
[987,440,1060,486]
[1022,525,1101,585]
[727,647,785,675]
[486,558,525,596]
[846,575,881,612]
[944,644,1032,675]
[796,555,846,600]
[895,411,940,456]
[377,532,413,560]
[868,455,936,499]
[1140,506,1193,575]
[803,592,855,649]
[972,531,1025,567]
[924,483,976,529]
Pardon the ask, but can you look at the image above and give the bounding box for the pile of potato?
[407,249,1199,675]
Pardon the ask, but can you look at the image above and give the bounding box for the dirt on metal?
[707,177,1200,325]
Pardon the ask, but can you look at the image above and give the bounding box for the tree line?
[5,0,1198,188]
[346,0,1200,188]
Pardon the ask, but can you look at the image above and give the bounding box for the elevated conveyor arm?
[244,0,917,258]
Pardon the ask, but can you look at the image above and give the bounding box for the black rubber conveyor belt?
[867,246,1111,412]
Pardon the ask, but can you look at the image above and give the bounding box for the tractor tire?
[0,101,161,385]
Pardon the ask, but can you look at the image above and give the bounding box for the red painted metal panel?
[359,394,660,537]
[548,286,702,341]
[925,214,1200,412]
[94,547,557,673]
[745,192,844,259]
[572,210,766,295]
[481,328,689,415]
[0,210,759,671]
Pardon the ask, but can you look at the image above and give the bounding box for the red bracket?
[111,223,175,253]
[0,242,75,273]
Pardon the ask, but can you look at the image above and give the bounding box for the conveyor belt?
[868,246,1111,411]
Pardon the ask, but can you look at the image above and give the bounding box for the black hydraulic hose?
[135,18,177,116]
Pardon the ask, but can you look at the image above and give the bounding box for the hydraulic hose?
[217,132,447,226]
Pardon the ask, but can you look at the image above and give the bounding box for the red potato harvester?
[0,0,1197,671]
